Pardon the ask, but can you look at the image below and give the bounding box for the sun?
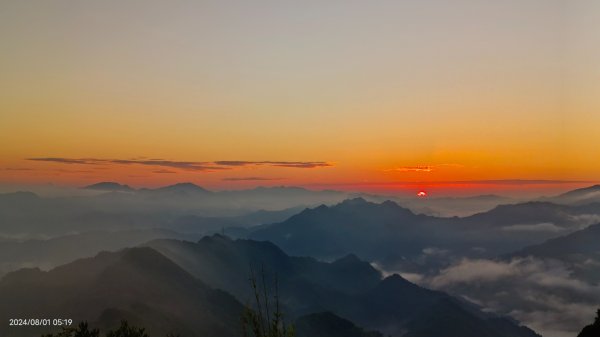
[417,191,427,197]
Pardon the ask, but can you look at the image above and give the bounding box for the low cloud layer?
[424,257,600,337]
[502,222,564,233]
[570,214,600,229]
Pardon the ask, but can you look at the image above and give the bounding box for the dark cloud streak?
[27,157,98,165]
[153,169,177,174]
[308,179,598,187]
[27,157,333,171]
[108,159,222,171]
[214,161,332,168]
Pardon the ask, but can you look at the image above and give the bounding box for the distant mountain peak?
[340,197,369,205]
[83,182,134,192]
[382,273,411,284]
[199,233,233,244]
[0,191,40,201]
[486,201,560,213]
[559,184,600,197]
[381,199,407,210]
[335,198,415,217]
[155,182,211,193]
[376,273,429,292]
[167,182,204,189]
[334,253,362,264]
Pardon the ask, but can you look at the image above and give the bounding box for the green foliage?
[106,321,149,337]
[41,321,152,337]
[241,266,295,337]
[295,312,382,337]
[42,322,99,337]
[577,308,600,337]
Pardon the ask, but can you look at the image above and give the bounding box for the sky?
[0,0,598,196]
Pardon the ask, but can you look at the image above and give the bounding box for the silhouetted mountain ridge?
[0,228,196,277]
[0,247,243,337]
[84,182,134,192]
[249,197,600,265]
[508,222,600,283]
[145,235,539,337]
[144,182,212,196]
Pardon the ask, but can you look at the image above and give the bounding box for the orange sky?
[1,1,598,196]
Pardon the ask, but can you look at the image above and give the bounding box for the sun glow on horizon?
[0,0,599,196]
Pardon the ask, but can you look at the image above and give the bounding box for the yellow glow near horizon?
[1,0,599,194]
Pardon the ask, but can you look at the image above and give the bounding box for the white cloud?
[502,222,564,232]
[422,247,450,256]
[570,214,600,229]
[369,262,425,283]
[399,272,425,283]
[429,258,521,287]
[509,298,598,337]
[424,257,600,337]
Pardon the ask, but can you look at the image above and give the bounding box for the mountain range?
[510,222,600,284]
[421,219,600,337]
[144,235,539,337]
[2,184,600,336]
[546,185,600,205]
[0,188,311,238]
[0,235,540,337]
[247,197,600,271]
[0,228,196,277]
[0,247,243,337]
[3,185,600,280]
